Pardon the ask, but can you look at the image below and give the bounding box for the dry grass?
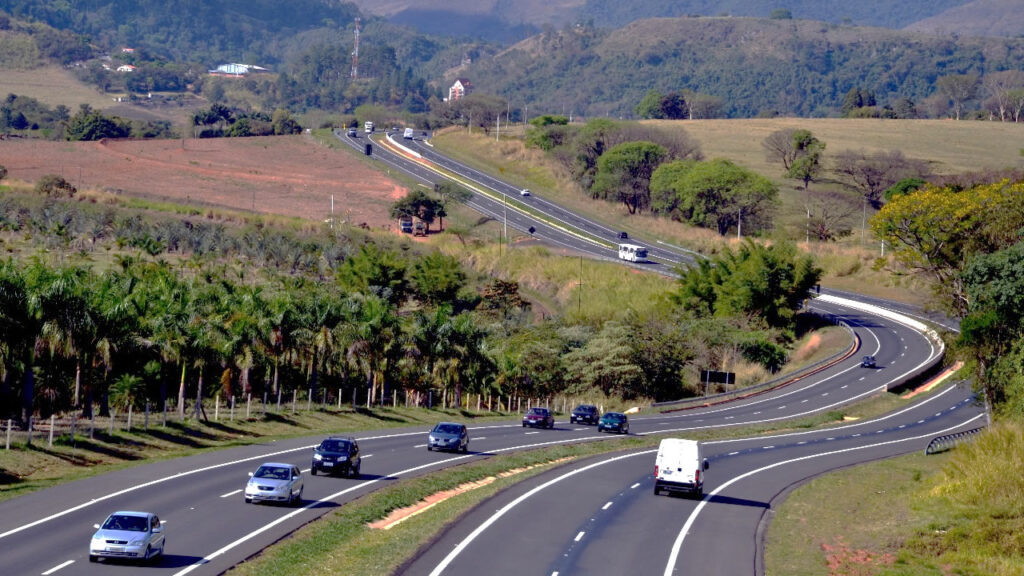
[0,66,119,111]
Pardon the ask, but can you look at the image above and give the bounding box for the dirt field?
[0,135,407,229]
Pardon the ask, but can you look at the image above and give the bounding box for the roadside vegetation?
[767,420,1024,576]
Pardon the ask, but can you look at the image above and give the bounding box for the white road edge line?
[220,489,243,498]
[661,413,985,576]
[173,435,610,576]
[574,531,585,542]
[41,560,74,575]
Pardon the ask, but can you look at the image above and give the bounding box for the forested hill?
[579,0,971,30]
[0,0,360,64]
[467,17,1024,118]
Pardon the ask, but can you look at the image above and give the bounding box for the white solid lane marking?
[822,392,829,396]
[859,377,866,381]
[841,385,848,389]
[602,502,612,510]
[801,399,808,403]
[475,437,487,441]
[763,445,775,449]
[797,441,807,445]
[575,531,585,542]
[220,489,243,498]
[362,454,373,458]
[631,483,641,489]
[414,444,427,448]
[753,412,761,415]
[42,560,74,575]
[663,413,986,576]
[728,451,739,455]
[525,431,540,435]
[826,438,835,441]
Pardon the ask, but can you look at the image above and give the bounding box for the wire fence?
[3,388,604,449]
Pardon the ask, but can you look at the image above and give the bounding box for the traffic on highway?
[0,132,982,576]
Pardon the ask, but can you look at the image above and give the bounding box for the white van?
[403,127,414,139]
[618,243,648,263]
[653,438,709,498]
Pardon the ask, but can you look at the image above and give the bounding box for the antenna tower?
[350,17,361,80]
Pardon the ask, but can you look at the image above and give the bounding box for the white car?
[244,462,304,505]
[520,188,531,196]
[89,510,165,563]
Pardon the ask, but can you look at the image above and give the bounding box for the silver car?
[89,510,165,563]
[244,462,304,505]
[428,422,469,452]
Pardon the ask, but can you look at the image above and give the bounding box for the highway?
[0,132,978,576]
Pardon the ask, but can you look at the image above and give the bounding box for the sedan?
[522,407,555,429]
[570,404,600,425]
[520,188,531,196]
[311,437,361,477]
[428,422,469,452]
[89,511,165,563]
[598,412,629,434]
[861,355,877,368]
[244,462,304,505]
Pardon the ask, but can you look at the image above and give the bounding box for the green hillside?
[466,17,1024,118]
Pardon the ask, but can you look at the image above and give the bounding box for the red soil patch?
[0,135,407,229]
[822,538,896,575]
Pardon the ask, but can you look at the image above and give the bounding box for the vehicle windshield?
[102,515,148,532]
[254,466,290,480]
[320,440,350,452]
[575,405,595,413]
[529,408,547,415]
[604,413,625,421]
[434,424,462,435]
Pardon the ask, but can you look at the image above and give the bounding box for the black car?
[522,407,555,429]
[570,404,600,425]
[861,355,877,368]
[598,412,629,434]
[311,437,361,477]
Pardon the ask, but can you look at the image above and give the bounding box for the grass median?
[225,384,946,576]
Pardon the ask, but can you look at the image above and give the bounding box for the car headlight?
[92,534,103,541]
[429,436,436,442]
[314,453,323,461]
[129,538,146,546]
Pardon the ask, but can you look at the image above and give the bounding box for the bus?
[618,243,647,262]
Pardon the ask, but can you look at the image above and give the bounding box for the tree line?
[0,184,820,426]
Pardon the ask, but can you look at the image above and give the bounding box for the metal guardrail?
[653,320,857,411]
[925,426,985,455]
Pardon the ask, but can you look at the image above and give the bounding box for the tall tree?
[936,73,980,120]
[591,141,667,214]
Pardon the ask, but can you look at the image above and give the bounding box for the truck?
[413,220,426,236]
[399,216,413,234]
[653,438,709,498]
[364,121,374,134]
[403,127,414,139]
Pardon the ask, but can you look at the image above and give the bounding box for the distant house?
[448,78,473,102]
[208,63,269,77]
[116,64,136,73]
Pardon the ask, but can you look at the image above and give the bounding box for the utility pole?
[578,256,582,315]
[737,207,743,239]
[503,193,507,255]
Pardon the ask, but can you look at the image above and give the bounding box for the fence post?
[352,387,357,409]
[292,389,297,414]
[276,387,282,413]
[109,410,116,435]
[48,414,55,447]
[247,394,251,419]
[145,402,150,432]
[6,419,11,450]
[366,387,370,409]
[306,389,312,412]
[215,394,219,422]
[89,412,94,439]
[477,394,481,412]
[26,416,33,446]
[230,396,235,422]
[70,411,76,443]
[323,388,327,409]
[128,405,134,432]
[338,389,343,410]
[393,390,397,407]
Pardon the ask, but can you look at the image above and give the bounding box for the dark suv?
[522,407,555,429]
[570,404,600,425]
[311,437,361,477]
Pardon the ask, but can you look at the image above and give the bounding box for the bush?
[35,174,76,198]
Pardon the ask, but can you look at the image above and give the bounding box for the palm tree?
[344,293,400,405]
